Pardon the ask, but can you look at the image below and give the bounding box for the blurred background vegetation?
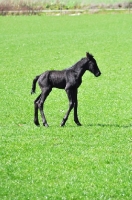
[0,0,131,15]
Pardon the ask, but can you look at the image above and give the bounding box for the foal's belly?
[49,71,66,89]
[52,79,66,89]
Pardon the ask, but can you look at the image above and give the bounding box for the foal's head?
[86,52,101,77]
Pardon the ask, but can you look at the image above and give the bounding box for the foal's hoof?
[76,122,82,126]
[60,124,65,127]
[60,123,66,127]
[31,90,35,95]
[43,123,49,127]
[34,121,40,127]
[60,121,65,127]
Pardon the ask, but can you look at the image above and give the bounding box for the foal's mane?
[65,53,94,71]
[67,57,87,71]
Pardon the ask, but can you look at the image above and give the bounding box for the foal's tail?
[31,75,40,94]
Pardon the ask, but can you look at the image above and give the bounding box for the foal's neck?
[74,58,88,78]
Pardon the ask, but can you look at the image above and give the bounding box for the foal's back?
[38,70,67,90]
[37,57,86,90]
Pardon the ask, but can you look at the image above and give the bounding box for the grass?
[0,14,132,199]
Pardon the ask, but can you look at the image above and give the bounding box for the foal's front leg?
[60,89,82,127]
[73,89,82,126]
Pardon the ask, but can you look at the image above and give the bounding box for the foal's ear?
[86,52,89,58]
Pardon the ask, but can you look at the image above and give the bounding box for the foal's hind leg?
[60,89,74,127]
[38,87,52,127]
[34,94,41,126]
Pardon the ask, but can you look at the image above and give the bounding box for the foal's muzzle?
[95,71,101,77]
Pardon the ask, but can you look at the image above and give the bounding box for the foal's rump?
[37,71,51,89]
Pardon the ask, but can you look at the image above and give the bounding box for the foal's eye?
[89,61,92,64]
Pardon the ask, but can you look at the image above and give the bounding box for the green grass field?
[0,13,132,199]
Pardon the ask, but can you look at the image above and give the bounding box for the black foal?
[31,52,101,127]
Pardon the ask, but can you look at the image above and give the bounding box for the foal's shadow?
[86,123,132,129]
[61,123,132,129]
